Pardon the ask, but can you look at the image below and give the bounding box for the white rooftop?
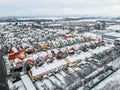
[31,60,67,77]
[21,75,36,90]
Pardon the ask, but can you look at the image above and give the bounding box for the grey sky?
[0,0,120,16]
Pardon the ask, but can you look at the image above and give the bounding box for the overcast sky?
[0,0,120,17]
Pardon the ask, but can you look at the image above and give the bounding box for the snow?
[14,81,26,90]
[18,16,63,21]
[54,60,67,67]
[29,54,38,60]
[105,32,120,37]
[47,50,52,54]
[79,52,91,60]
[42,79,54,90]
[55,73,66,85]
[60,71,67,77]
[107,57,120,70]
[65,44,114,63]
[12,47,18,53]
[106,25,120,30]
[8,80,26,90]
[8,80,14,90]
[66,51,91,62]
[92,69,120,90]
[73,44,80,50]
[31,60,67,77]
[13,62,17,67]
[77,57,120,90]
[21,74,36,90]
[52,48,59,54]
[22,43,29,48]
[49,76,62,86]
[49,24,62,27]
[89,44,114,54]
[14,58,21,63]
[66,55,80,62]
[68,67,75,73]
[40,52,48,57]
[77,87,84,90]
[56,30,69,35]
[35,81,44,90]
[44,63,57,71]
[82,32,98,39]
[60,47,67,52]
[74,67,81,71]
[115,38,120,40]
[0,22,9,25]
[32,67,46,77]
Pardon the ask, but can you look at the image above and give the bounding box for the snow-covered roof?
[21,75,36,90]
[22,43,29,48]
[55,73,65,84]
[66,55,80,62]
[52,49,59,54]
[77,52,91,60]
[82,32,97,39]
[32,66,46,77]
[49,24,62,27]
[31,60,67,77]
[47,50,52,55]
[56,30,69,35]
[89,44,114,54]
[38,52,48,57]
[35,81,44,90]
[73,44,80,50]
[9,80,26,90]
[66,44,114,62]
[45,63,57,71]
[42,79,53,89]
[30,54,38,60]
[54,60,67,67]
[14,58,21,63]
[12,47,18,53]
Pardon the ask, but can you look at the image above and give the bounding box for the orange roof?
[26,59,33,63]
[8,53,15,60]
[16,52,25,60]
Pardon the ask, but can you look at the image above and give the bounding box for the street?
[0,50,8,90]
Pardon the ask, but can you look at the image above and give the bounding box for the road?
[0,49,9,90]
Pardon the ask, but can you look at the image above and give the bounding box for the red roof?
[70,47,75,50]
[16,62,23,66]
[64,35,73,38]
[8,49,14,53]
[57,51,63,55]
[51,50,55,55]
[8,53,15,60]
[26,59,33,63]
